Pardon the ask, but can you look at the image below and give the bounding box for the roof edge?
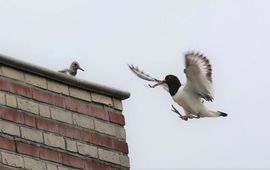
[0,54,130,100]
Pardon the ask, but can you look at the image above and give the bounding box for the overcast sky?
[1,0,270,169]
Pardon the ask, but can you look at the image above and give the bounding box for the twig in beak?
[148,80,165,88]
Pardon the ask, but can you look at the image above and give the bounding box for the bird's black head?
[149,74,181,96]
[164,75,181,96]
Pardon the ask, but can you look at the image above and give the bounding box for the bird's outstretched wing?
[128,64,160,82]
[184,52,214,101]
[128,64,169,91]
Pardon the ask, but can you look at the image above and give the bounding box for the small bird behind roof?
[128,52,228,121]
[59,61,84,76]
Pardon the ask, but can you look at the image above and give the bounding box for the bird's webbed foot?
[188,115,200,119]
[171,105,201,121]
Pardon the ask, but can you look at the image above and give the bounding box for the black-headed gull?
[129,52,227,121]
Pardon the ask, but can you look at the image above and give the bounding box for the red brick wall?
[0,66,129,170]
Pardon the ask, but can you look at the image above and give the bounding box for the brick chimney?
[0,54,130,170]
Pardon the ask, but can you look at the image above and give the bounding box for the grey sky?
[1,0,270,169]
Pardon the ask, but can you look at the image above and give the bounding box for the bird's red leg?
[171,105,188,121]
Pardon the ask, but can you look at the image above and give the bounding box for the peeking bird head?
[70,61,84,72]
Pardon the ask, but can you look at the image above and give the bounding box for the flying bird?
[128,52,227,121]
[59,61,84,76]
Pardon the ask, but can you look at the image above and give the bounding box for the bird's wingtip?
[219,111,228,117]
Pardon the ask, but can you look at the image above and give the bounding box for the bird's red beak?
[149,80,166,88]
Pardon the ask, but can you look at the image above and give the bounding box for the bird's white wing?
[184,52,214,101]
[128,64,169,91]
